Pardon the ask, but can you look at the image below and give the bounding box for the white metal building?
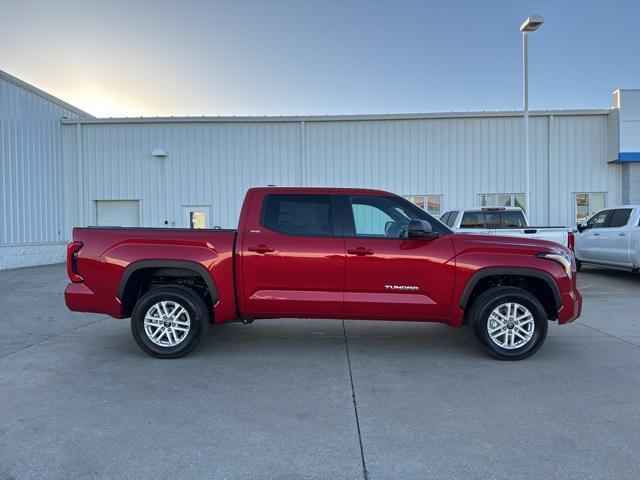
[1,69,639,269]
[0,70,92,269]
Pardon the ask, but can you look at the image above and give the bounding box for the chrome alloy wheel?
[144,301,191,347]
[487,302,535,350]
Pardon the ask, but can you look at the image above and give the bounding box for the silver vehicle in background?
[575,206,640,272]
[440,207,574,249]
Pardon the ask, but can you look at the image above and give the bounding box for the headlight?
[538,252,573,278]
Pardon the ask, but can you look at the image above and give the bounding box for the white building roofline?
[60,109,611,125]
[0,69,94,118]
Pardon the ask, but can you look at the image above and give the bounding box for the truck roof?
[601,205,640,209]
[247,186,392,196]
[448,207,525,213]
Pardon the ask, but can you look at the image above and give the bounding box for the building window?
[405,195,442,217]
[575,193,605,224]
[189,211,206,229]
[479,193,526,212]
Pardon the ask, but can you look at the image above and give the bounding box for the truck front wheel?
[467,286,548,360]
[130,286,210,358]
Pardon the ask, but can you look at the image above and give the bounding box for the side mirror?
[408,219,438,239]
[577,222,589,233]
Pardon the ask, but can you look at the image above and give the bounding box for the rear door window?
[608,209,633,228]
[261,194,335,236]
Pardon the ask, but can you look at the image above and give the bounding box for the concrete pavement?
[1,264,639,479]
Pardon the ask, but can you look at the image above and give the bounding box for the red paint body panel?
[343,235,456,320]
[237,189,346,317]
[447,233,582,326]
[65,227,238,323]
[65,187,582,328]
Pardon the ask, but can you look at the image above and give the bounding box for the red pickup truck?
[65,187,581,360]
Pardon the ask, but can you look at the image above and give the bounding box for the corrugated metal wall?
[0,75,82,246]
[61,113,619,232]
[62,122,302,230]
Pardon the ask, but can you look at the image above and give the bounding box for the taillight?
[567,231,575,251]
[67,241,84,283]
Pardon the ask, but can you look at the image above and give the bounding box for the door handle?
[248,245,274,254]
[347,247,374,256]
[619,232,627,236]
[593,232,601,236]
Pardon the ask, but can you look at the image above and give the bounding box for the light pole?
[520,15,544,217]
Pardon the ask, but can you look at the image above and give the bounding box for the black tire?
[467,286,548,361]
[576,259,582,272]
[130,285,210,359]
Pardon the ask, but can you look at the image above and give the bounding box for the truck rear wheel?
[467,286,548,360]
[130,286,210,358]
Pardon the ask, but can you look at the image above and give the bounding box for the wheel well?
[120,267,215,319]
[463,274,558,320]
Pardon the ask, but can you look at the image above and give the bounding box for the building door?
[182,205,212,229]
[96,200,140,227]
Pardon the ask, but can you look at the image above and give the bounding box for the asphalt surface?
[1,263,639,480]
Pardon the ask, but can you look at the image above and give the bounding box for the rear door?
[239,193,345,317]
[341,195,455,320]
[599,208,633,266]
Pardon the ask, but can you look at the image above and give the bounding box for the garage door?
[96,200,140,227]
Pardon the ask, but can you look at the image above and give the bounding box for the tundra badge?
[384,285,418,291]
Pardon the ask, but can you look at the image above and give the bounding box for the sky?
[1,0,638,118]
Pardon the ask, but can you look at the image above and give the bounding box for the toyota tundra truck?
[65,187,582,360]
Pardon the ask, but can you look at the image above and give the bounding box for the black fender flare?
[117,259,219,304]
[459,267,561,311]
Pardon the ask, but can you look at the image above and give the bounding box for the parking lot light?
[520,15,544,219]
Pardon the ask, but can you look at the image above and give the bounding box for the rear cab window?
[500,211,526,228]
[460,212,485,228]
[459,210,526,229]
[261,194,335,236]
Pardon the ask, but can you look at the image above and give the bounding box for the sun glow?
[57,86,152,118]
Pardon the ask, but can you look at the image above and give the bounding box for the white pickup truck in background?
[440,207,575,249]
[574,205,640,272]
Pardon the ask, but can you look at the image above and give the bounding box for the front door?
[576,209,613,262]
[341,195,455,320]
[598,208,632,266]
[239,193,345,317]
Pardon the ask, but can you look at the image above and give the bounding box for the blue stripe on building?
[617,152,640,162]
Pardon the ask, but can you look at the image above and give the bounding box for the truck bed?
[66,227,238,321]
